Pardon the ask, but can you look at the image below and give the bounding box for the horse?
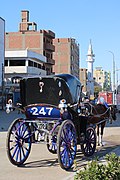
[83,102,116,146]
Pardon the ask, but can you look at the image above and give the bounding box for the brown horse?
[83,102,116,146]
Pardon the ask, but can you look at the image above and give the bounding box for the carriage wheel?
[57,120,77,170]
[81,127,96,157]
[6,118,32,166]
[47,134,57,154]
[46,123,60,154]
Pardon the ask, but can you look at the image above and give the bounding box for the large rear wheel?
[6,118,32,166]
[57,120,77,170]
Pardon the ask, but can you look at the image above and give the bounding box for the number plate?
[26,105,60,119]
[37,123,47,129]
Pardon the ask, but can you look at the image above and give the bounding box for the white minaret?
[86,40,95,98]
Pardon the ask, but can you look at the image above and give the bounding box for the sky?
[0,0,120,82]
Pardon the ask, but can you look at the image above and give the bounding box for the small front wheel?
[47,134,57,154]
[81,127,96,157]
[6,118,32,166]
[57,120,77,170]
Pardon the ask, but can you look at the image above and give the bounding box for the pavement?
[0,109,25,132]
[0,110,120,180]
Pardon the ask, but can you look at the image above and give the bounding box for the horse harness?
[83,102,113,125]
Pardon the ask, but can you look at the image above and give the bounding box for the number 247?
[31,107,53,116]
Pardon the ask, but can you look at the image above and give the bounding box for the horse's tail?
[108,105,117,125]
[109,109,113,124]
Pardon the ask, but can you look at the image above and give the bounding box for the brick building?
[53,38,80,79]
[5,10,55,75]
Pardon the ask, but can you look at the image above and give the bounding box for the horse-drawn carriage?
[7,74,114,170]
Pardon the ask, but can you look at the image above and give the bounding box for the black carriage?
[6,74,96,170]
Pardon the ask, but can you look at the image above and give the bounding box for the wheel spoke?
[62,128,68,142]
[22,125,28,137]
[60,146,66,156]
[16,147,21,162]
[69,146,76,155]
[10,143,18,151]
[19,147,22,162]
[60,136,67,144]
[62,149,68,167]
[21,146,25,158]
[12,145,19,159]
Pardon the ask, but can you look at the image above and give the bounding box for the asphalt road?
[0,110,120,180]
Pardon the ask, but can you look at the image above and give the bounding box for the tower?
[86,40,95,98]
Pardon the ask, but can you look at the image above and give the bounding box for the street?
[0,110,120,180]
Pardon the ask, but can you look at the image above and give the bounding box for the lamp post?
[116,68,120,88]
[109,51,115,104]
[1,63,4,110]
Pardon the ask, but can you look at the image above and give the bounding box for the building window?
[71,64,74,71]
[38,64,42,69]
[28,60,33,67]
[42,65,45,70]
[9,60,25,66]
[71,45,74,50]
[46,53,50,58]
[5,60,8,66]
[43,51,45,56]
[46,39,50,43]
[34,62,37,68]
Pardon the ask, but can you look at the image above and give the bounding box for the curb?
[64,145,120,180]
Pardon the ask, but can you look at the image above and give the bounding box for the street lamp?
[1,63,4,110]
[108,51,115,104]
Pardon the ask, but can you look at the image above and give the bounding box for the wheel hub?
[66,141,71,149]
[17,138,24,147]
